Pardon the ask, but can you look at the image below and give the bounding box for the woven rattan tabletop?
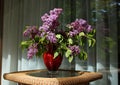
[3,69,102,85]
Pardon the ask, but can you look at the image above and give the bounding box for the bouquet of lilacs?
[21,8,95,63]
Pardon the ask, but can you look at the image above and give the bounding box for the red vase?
[43,51,63,73]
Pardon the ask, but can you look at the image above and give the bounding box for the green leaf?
[87,29,96,38]
[61,43,67,49]
[79,38,83,46]
[68,56,73,63]
[82,51,87,60]
[36,51,42,57]
[21,41,28,45]
[68,38,73,44]
[39,36,45,43]
[59,38,63,43]
[21,41,32,49]
[79,32,85,37]
[91,38,96,47]
[87,34,94,38]
[88,39,92,47]
[92,29,96,34]
[65,49,72,58]
[88,38,96,47]
[56,34,61,39]
[54,52,59,59]
[34,36,40,42]
[79,51,87,60]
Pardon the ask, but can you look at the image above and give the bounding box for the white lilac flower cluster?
[21,8,95,62]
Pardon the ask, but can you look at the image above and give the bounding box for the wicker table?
[3,69,102,85]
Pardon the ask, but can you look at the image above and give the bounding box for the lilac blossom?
[49,20,59,30]
[78,19,92,32]
[39,8,62,32]
[54,8,63,15]
[69,30,79,37]
[41,13,49,22]
[50,8,63,15]
[78,19,88,27]
[27,43,38,59]
[86,25,92,32]
[23,26,38,39]
[23,28,31,37]
[68,45,80,55]
[49,14,58,21]
[39,25,49,32]
[38,8,62,43]
[68,19,93,37]
[46,32,57,43]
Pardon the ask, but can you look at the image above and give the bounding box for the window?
[1,0,120,85]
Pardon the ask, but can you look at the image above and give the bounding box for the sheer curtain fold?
[2,0,20,85]
[95,0,118,85]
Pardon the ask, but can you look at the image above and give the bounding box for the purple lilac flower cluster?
[68,45,80,55]
[23,26,39,59]
[23,26,38,39]
[39,8,62,43]
[69,19,92,37]
[27,43,38,59]
[23,8,62,58]
[67,19,93,56]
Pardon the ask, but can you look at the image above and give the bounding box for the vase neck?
[46,43,56,53]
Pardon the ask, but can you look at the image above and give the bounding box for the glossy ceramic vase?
[43,51,63,74]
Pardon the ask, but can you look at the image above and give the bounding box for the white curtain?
[1,0,119,85]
